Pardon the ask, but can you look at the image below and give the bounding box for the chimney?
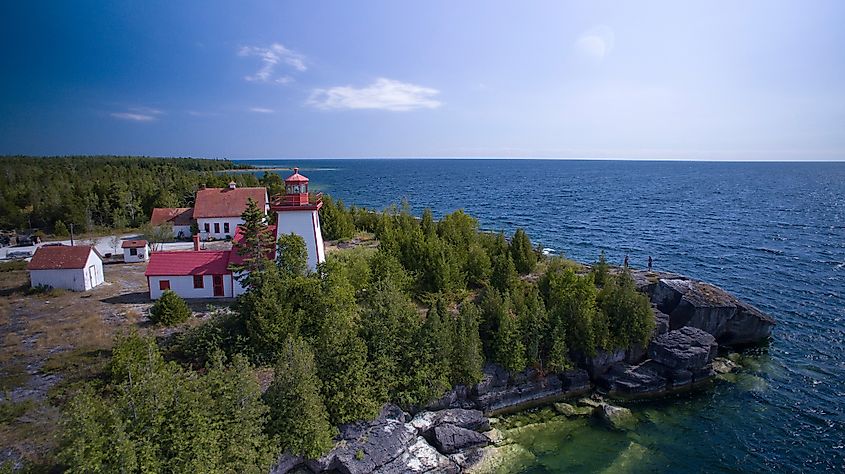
[228,181,237,190]
[193,234,201,251]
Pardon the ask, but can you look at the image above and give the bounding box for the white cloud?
[249,107,275,114]
[575,26,615,61]
[308,78,442,111]
[239,43,306,83]
[110,107,163,122]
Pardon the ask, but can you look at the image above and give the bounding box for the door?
[88,265,96,288]
[212,275,224,297]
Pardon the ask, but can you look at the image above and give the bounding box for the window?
[224,222,230,233]
[193,275,204,288]
[129,248,137,256]
[214,223,220,233]
[204,223,210,232]
[159,280,170,291]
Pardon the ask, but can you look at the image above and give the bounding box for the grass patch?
[0,400,36,424]
[25,285,66,298]
[0,260,27,272]
[0,364,29,392]
[44,348,111,404]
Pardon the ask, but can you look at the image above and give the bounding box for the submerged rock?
[553,402,593,417]
[594,403,638,431]
[713,357,739,374]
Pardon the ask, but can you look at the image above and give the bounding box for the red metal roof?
[27,246,98,270]
[144,250,231,276]
[227,225,277,267]
[150,207,193,226]
[192,187,267,218]
[285,167,309,183]
[121,239,148,249]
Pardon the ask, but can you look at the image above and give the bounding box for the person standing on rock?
[648,255,653,271]
[623,254,629,269]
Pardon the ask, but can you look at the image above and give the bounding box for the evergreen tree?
[490,234,517,293]
[149,290,191,325]
[465,243,492,287]
[231,198,274,283]
[510,228,537,274]
[451,301,484,385]
[320,195,355,240]
[421,208,436,238]
[360,277,419,403]
[234,266,300,363]
[264,336,335,459]
[517,284,547,368]
[60,333,276,473]
[276,232,308,276]
[592,250,610,286]
[493,296,527,373]
[53,219,69,236]
[598,271,655,349]
[311,263,378,425]
[541,267,600,355]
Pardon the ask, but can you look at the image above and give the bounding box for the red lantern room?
[284,167,310,205]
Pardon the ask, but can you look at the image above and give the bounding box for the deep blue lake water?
[239,159,845,473]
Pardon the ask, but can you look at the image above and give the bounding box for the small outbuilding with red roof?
[27,245,104,291]
[121,239,149,263]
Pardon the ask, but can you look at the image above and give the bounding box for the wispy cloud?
[575,26,615,61]
[239,43,306,83]
[308,78,442,112]
[249,107,275,114]
[110,107,163,122]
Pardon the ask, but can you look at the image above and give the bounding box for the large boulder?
[375,437,459,474]
[651,279,774,345]
[475,363,509,396]
[594,403,637,431]
[430,424,490,454]
[409,408,489,434]
[648,327,717,370]
[575,348,627,378]
[307,405,417,474]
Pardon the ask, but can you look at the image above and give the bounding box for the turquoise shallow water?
[239,159,845,473]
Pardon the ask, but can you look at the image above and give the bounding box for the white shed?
[27,245,104,292]
[121,239,149,262]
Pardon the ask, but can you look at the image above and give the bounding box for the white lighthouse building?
[271,168,326,270]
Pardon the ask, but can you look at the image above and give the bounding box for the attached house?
[121,239,149,263]
[193,182,268,241]
[144,228,274,300]
[149,207,194,239]
[27,245,104,291]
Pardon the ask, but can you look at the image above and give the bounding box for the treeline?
[59,199,655,470]
[0,156,258,232]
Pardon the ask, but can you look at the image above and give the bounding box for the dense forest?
[0,156,266,232]
[60,198,655,471]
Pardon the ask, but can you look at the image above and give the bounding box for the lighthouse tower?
[272,167,325,270]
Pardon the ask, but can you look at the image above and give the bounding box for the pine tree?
[541,267,600,356]
[451,301,484,385]
[312,263,378,425]
[465,243,492,287]
[510,228,537,274]
[276,233,308,276]
[54,219,69,236]
[493,296,527,373]
[402,299,451,406]
[264,336,336,459]
[149,290,191,325]
[491,234,517,293]
[519,284,547,368]
[234,266,299,363]
[592,250,610,286]
[598,271,655,349]
[231,198,274,283]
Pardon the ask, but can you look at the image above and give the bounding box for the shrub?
[149,290,191,325]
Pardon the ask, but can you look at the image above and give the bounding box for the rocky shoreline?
[272,271,775,473]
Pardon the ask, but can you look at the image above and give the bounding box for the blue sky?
[1,1,844,160]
